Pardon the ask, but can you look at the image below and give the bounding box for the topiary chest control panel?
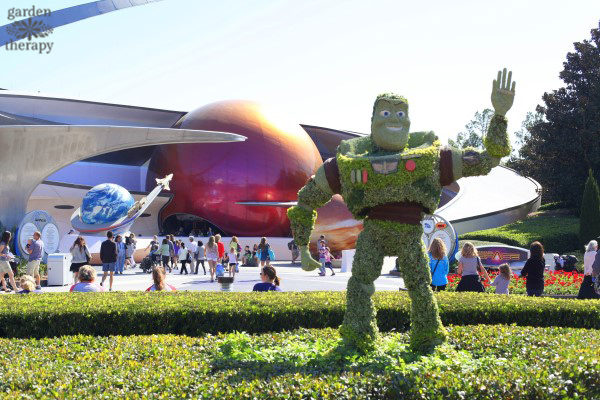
[337,141,442,220]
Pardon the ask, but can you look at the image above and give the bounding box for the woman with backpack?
[257,237,272,267]
[229,236,242,255]
[229,236,241,271]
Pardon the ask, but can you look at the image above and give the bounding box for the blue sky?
[1,0,599,143]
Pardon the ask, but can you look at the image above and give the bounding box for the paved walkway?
[40,261,406,292]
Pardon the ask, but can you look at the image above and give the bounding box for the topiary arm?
[442,69,515,182]
[287,163,338,271]
[483,113,510,162]
[484,68,515,160]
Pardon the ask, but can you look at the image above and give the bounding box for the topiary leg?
[339,224,385,351]
[396,227,447,353]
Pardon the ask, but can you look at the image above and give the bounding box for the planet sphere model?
[81,183,135,225]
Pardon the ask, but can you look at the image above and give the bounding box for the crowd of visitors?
[6,228,600,300]
[1,229,280,294]
[436,240,556,297]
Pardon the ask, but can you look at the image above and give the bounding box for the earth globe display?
[81,183,135,225]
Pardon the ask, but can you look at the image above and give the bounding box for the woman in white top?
[578,240,599,299]
[178,242,189,275]
[0,231,18,293]
[205,236,219,282]
[69,236,91,284]
[125,233,137,269]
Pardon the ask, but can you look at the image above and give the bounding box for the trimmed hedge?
[460,213,579,254]
[0,291,599,338]
[0,326,598,398]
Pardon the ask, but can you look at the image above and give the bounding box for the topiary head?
[371,93,411,151]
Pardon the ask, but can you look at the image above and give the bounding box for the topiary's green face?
[371,98,410,151]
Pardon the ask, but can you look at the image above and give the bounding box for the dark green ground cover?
[0,325,598,399]
[0,291,599,338]
[460,213,579,254]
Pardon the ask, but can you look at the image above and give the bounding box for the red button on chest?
[405,160,416,172]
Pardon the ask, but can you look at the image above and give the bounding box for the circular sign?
[430,230,453,257]
[421,214,457,259]
[17,210,60,257]
[18,223,38,255]
[422,218,435,234]
[41,223,60,254]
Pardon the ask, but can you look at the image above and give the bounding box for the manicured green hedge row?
[0,326,598,398]
[0,291,599,338]
[460,213,579,254]
[538,202,573,211]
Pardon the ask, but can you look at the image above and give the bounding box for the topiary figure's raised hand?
[484,68,515,159]
[491,68,516,117]
[299,245,321,271]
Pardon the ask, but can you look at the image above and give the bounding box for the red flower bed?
[446,270,583,295]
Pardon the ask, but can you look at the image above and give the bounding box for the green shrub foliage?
[0,326,598,398]
[0,292,599,338]
[483,114,511,158]
[579,169,600,246]
[461,213,579,254]
[286,205,317,246]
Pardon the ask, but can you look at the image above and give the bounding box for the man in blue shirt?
[26,231,44,290]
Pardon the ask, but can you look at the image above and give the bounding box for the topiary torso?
[337,136,442,220]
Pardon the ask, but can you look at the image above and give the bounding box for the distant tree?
[448,108,493,149]
[506,111,544,167]
[579,169,600,246]
[511,21,600,207]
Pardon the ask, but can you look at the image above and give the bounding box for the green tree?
[511,21,600,207]
[579,169,600,246]
[448,108,493,149]
[506,111,544,167]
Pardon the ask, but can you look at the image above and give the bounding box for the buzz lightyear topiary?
[287,69,516,353]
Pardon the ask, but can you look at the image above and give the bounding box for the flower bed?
[446,270,584,295]
[0,326,598,398]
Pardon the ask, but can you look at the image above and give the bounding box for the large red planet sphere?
[312,195,363,255]
[146,100,322,237]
